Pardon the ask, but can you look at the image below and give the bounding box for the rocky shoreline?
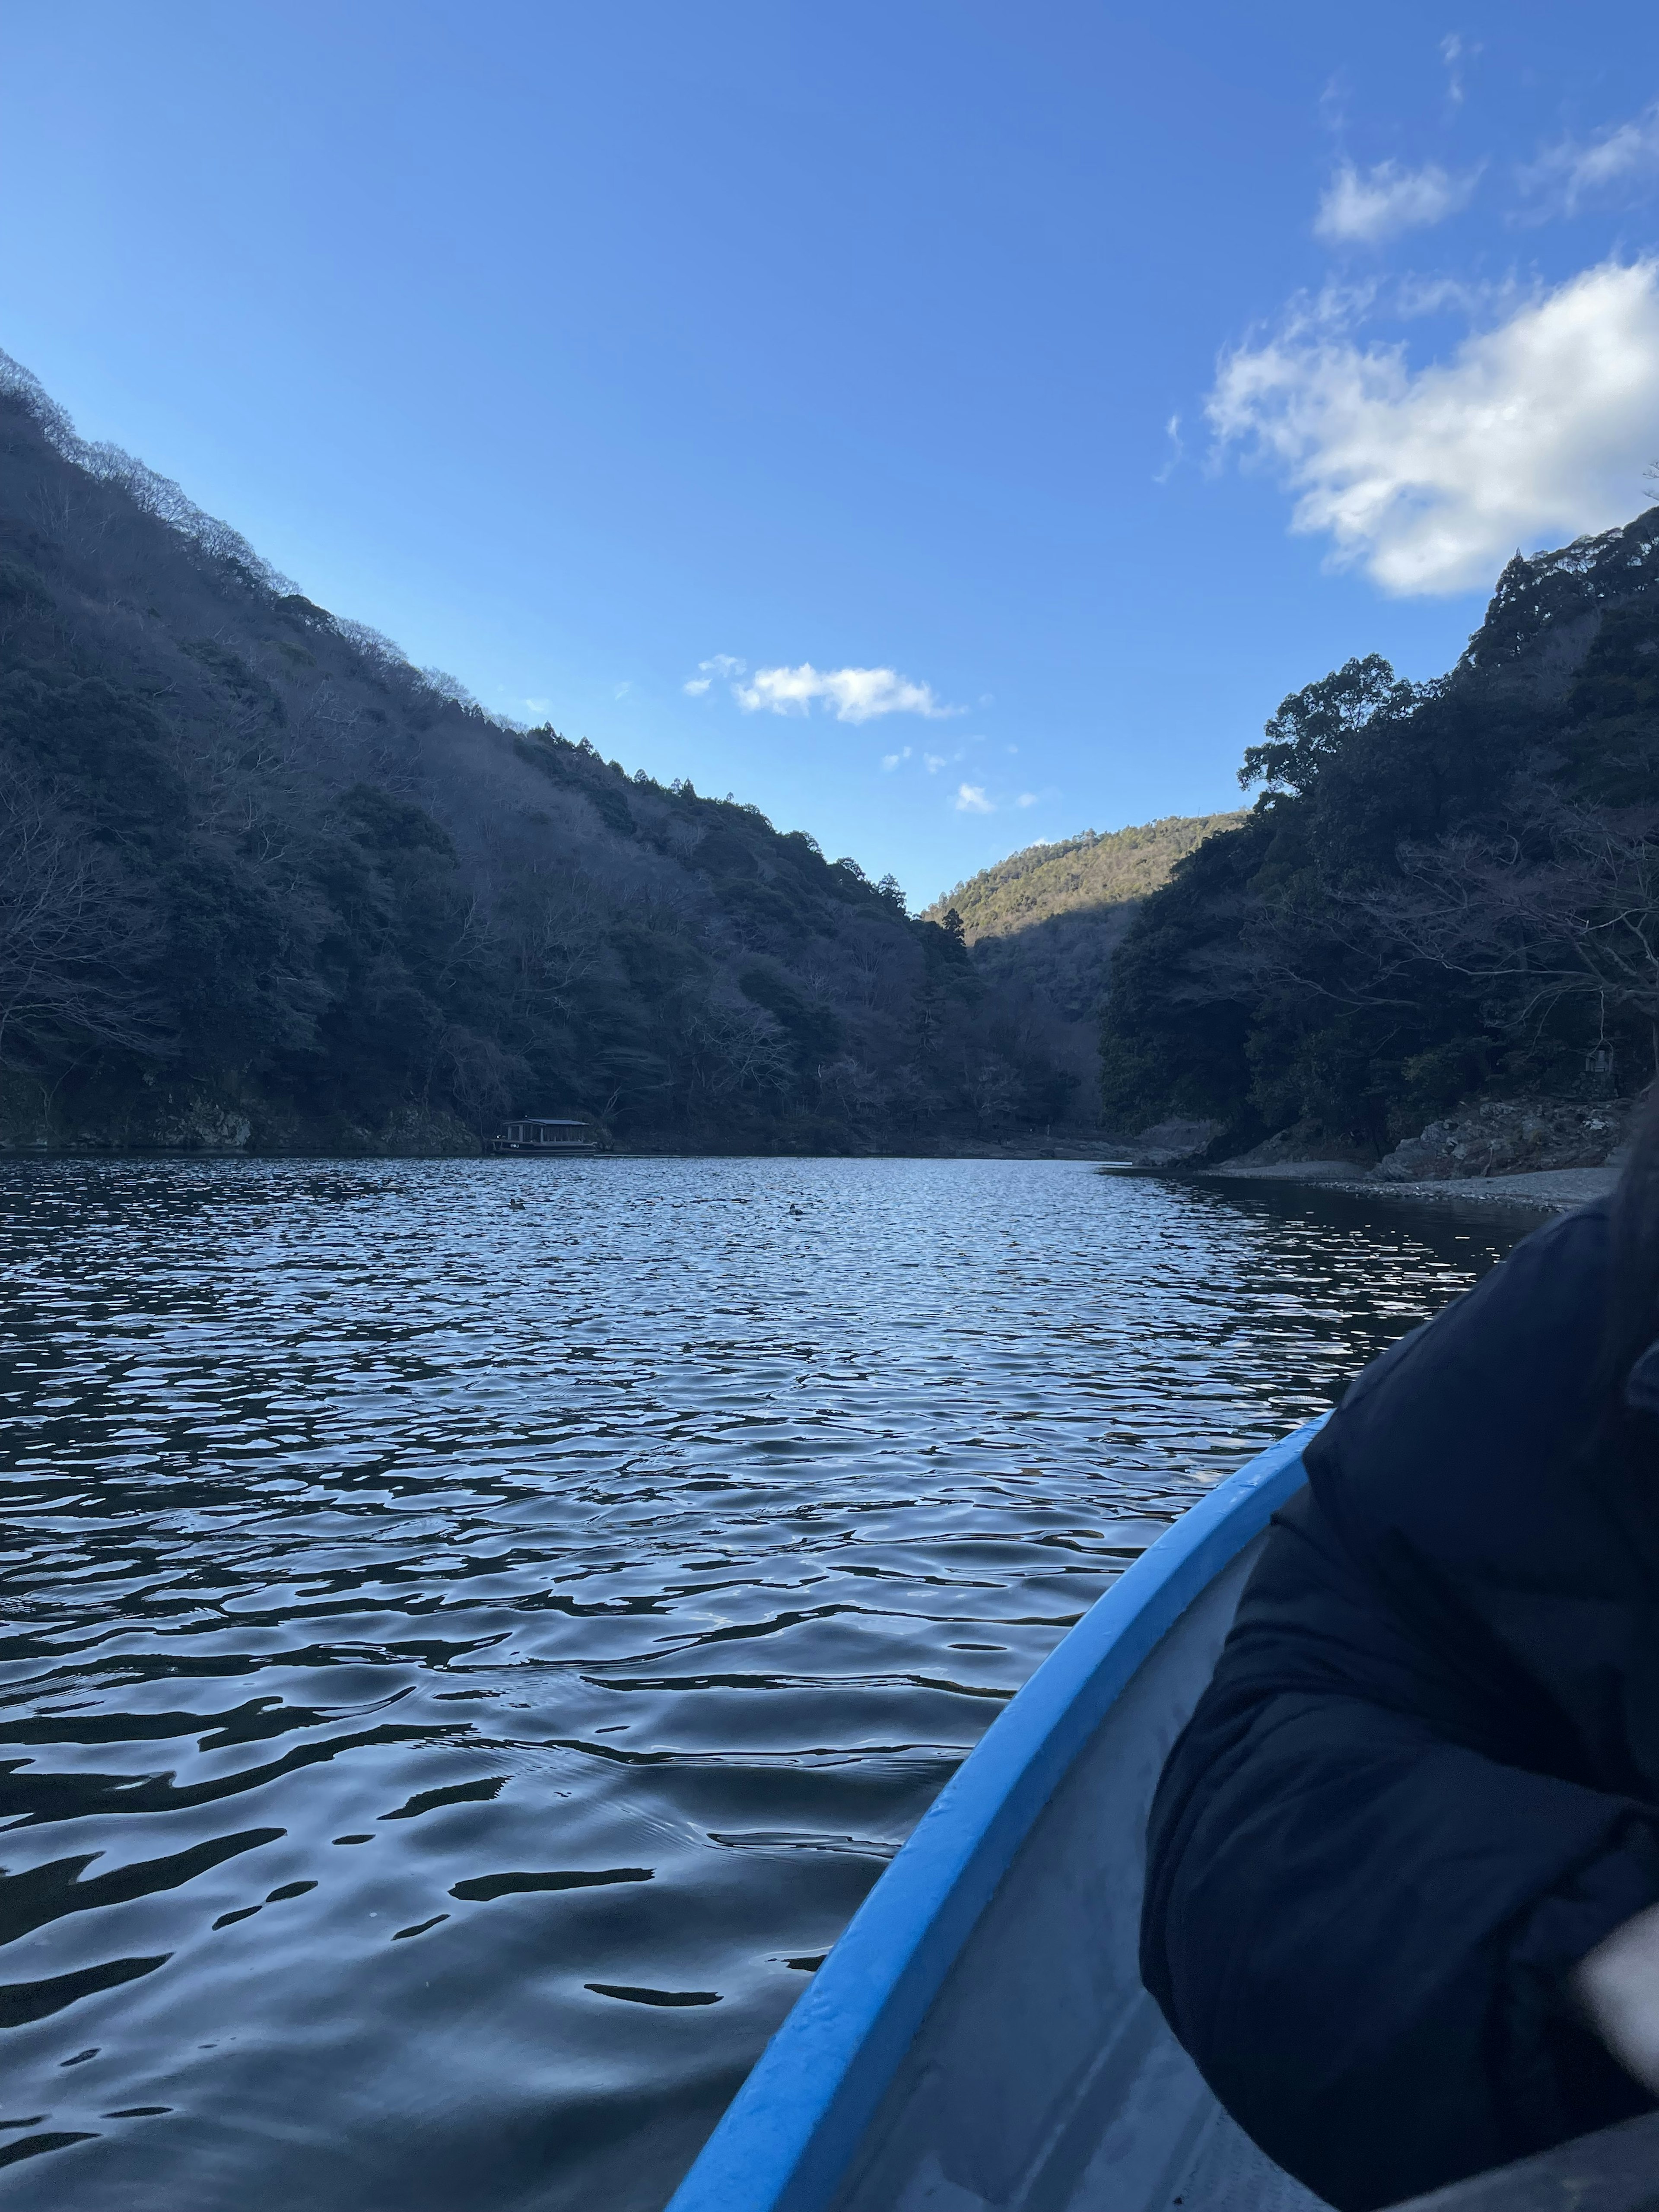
[1103,1096,1640,1215]
[1200,1159,1618,1214]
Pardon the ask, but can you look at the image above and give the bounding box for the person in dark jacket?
[1140,1130,1659,2210]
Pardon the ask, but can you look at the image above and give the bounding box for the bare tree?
[681,995,793,1100]
[818,1053,884,1119]
[0,764,169,1067]
[963,1049,1023,1126]
[434,1027,522,1127]
[506,879,608,1014]
[1362,777,1659,1035]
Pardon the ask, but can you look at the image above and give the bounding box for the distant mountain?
[0,352,1092,1154]
[922,816,1244,1023]
[926,815,1246,941]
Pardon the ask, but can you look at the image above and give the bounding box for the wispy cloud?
[881,746,912,771]
[736,664,955,722]
[1154,412,1185,483]
[954,784,994,814]
[1392,272,1516,321]
[1208,257,1659,595]
[684,652,746,697]
[1526,101,1659,215]
[613,681,632,700]
[1440,32,1473,108]
[1016,792,1038,807]
[1315,160,1478,245]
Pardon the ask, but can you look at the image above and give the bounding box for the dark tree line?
[1100,512,1659,1147]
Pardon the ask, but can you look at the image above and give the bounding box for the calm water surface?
[0,1157,1527,2209]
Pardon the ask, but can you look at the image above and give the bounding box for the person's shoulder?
[1305,1199,1611,1558]
[1341,1198,1607,1414]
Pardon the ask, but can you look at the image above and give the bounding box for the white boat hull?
[833,1533,1323,2212]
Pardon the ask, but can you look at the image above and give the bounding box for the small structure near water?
[491,1116,599,1155]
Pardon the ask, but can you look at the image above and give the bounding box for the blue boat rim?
[666,1417,1327,2212]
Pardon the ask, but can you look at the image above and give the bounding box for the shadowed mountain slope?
[0,353,1088,1153]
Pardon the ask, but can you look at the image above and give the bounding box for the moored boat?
[490,1116,600,1154]
[666,1420,1330,2212]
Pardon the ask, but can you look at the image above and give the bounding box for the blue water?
[0,1157,1523,2208]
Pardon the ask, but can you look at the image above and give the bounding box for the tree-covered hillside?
[1100,510,1659,1150]
[0,353,1087,1153]
[925,815,1245,944]
[923,815,1244,1027]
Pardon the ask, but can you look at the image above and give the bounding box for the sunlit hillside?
[924,816,1246,944]
[921,815,1244,1039]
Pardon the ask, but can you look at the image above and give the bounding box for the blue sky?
[4,3,1659,904]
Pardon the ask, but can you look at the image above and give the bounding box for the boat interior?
[824,1537,1331,2212]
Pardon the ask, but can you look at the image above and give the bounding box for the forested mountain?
[1101,509,1659,1152]
[923,815,1243,1021]
[926,815,1245,944]
[0,353,1088,1154]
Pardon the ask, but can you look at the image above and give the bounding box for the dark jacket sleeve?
[1140,1202,1659,2212]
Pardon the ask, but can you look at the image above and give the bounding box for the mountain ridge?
[0,352,1112,1154]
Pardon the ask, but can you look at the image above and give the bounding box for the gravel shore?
[1201,1160,1618,1214]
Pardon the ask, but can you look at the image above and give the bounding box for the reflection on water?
[0,1157,1524,2208]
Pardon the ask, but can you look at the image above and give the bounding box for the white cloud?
[1208,257,1659,595]
[1529,102,1659,213]
[1016,792,1038,807]
[923,751,949,772]
[734,663,955,722]
[1315,160,1478,245]
[954,784,994,814]
[684,653,745,696]
[880,746,912,771]
[1440,33,1475,107]
[613,681,632,700]
[1154,412,1185,484]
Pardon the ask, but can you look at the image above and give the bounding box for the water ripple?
[0,1156,1522,2208]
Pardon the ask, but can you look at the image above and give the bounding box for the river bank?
[1197,1159,1618,1214]
[1100,1095,1637,1216]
